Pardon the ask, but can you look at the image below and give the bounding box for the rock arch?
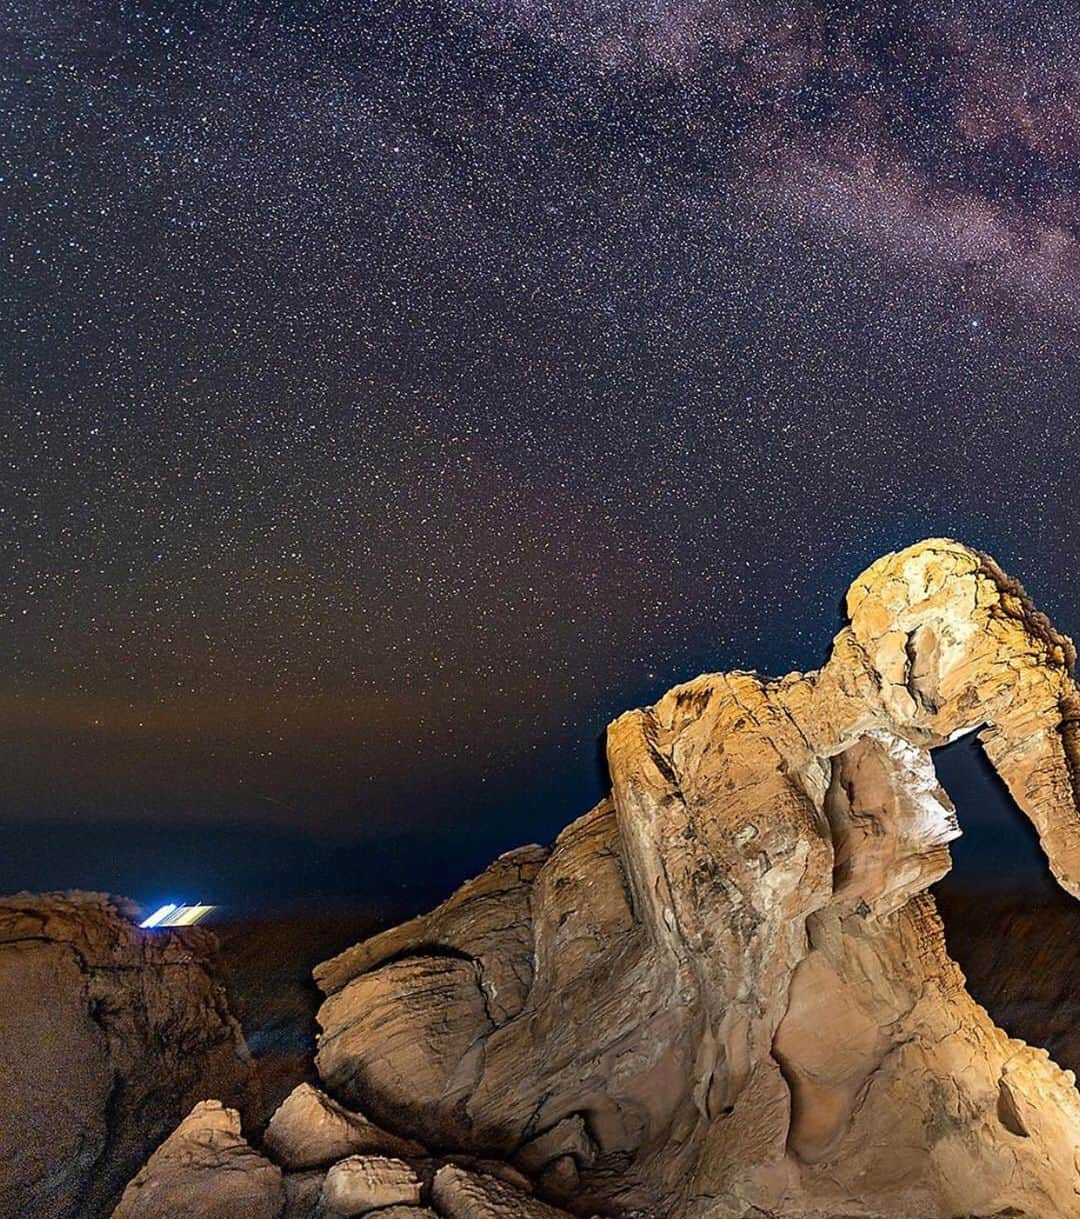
[131,539,1080,1219]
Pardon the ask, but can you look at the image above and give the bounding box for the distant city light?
[167,904,216,926]
[140,903,178,928]
[139,902,216,928]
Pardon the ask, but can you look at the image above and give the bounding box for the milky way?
[1,1,1078,902]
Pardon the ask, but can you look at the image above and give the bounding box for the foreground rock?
[312,540,1080,1218]
[264,1083,426,1169]
[110,1101,283,1219]
[431,1164,582,1218]
[0,892,255,1219]
[318,1154,422,1214]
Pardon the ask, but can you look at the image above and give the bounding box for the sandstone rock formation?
[431,1164,587,1219]
[264,1083,426,1170]
[312,540,1080,1218]
[318,1154,422,1214]
[0,891,255,1219]
[110,1100,284,1219]
[109,1099,570,1219]
[113,540,1080,1218]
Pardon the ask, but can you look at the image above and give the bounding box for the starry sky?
[1,0,1078,906]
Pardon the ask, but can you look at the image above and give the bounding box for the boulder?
[431,1164,578,1219]
[317,1154,422,1215]
[316,844,547,1025]
[264,1082,425,1169]
[364,1211,439,1219]
[442,1156,534,1193]
[0,892,254,1219]
[316,955,494,1148]
[109,1100,283,1219]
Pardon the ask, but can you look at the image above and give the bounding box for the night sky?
[1,0,1077,907]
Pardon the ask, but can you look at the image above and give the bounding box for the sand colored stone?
[312,540,1080,1218]
[317,1154,422,1214]
[432,1164,580,1218]
[109,1101,283,1219]
[264,1082,425,1169]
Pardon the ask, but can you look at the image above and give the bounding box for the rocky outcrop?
[112,540,1080,1218]
[0,891,255,1219]
[110,1100,283,1219]
[309,540,1080,1218]
[314,845,546,1015]
[109,1103,572,1219]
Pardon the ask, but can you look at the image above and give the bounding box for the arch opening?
[930,730,1080,1077]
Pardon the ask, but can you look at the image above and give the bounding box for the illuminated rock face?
[314,540,1080,1219]
[110,1101,284,1219]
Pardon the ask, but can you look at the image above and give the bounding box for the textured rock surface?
[318,1153,422,1214]
[432,1164,581,1219]
[315,845,546,1012]
[264,1082,425,1169]
[310,540,1080,1218]
[0,892,255,1219]
[364,1210,441,1219]
[109,1100,283,1219]
[441,1157,535,1193]
[317,954,497,1148]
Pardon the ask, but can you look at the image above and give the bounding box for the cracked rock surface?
[112,539,1080,1218]
[0,891,255,1219]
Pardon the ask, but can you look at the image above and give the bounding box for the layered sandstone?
[263,1082,426,1169]
[115,539,1080,1218]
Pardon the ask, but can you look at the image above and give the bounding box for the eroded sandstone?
[318,1153,423,1214]
[264,1082,426,1169]
[114,539,1080,1218]
[310,540,1080,1218]
[109,1100,283,1219]
[432,1164,583,1219]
